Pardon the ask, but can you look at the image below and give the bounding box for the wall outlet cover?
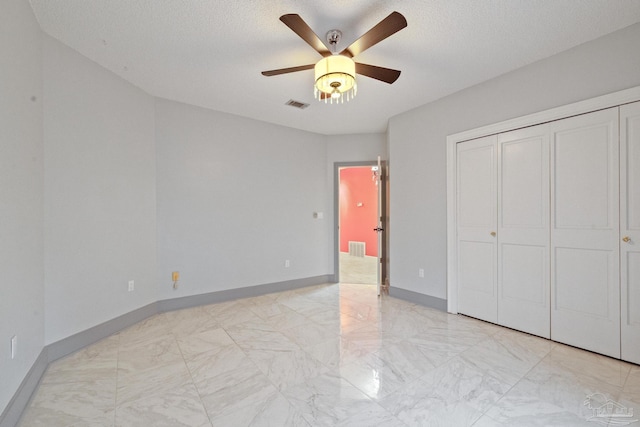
[11,335,17,359]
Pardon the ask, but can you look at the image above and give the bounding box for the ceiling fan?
[262,12,407,103]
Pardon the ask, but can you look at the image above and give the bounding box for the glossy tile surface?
[19,283,639,426]
[339,252,377,284]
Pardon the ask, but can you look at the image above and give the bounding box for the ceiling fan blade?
[340,11,407,58]
[280,14,331,57]
[355,63,401,84]
[261,64,315,76]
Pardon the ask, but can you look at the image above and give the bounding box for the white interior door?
[456,135,498,323]
[621,101,640,364]
[497,124,550,338]
[550,108,620,358]
[376,156,383,296]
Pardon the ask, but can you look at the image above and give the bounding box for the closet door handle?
[490,231,496,237]
[622,236,631,243]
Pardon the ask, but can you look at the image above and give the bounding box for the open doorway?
[334,160,387,291]
[339,166,378,284]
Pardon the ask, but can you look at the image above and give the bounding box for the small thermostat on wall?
[313,212,324,219]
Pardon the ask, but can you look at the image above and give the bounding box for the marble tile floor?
[339,252,378,285]
[18,283,640,426]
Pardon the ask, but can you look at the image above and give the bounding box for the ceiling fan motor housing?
[326,30,342,49]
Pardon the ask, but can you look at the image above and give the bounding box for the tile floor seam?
[174,332,215,427]
[218,320,312,403]
[205,338,305,426]
[621,362,634,391]
[476,356,544,419]
[113,332,122,426]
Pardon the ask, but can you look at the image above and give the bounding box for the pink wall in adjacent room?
[339,167,378,257]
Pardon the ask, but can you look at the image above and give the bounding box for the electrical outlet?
[418,268,425,278]
[128,280,134,292]
[285,259,290,268]
[11,335,17,359]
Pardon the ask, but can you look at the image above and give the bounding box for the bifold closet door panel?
[550,107,620,358]
[621,101,640,364]
[456,135,498,323]
[497,125,550,338]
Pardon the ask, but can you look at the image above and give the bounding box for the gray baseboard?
[389,286,447,311]
[158,275,332,312]
[46,302,159,364]
[1,275,331,427]
[0,350,48,427]
[1,302,159,427]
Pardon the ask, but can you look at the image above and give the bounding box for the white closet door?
[497,125,550,338]
[550,108,620,358]
[457,135,498,323]
[621,101,640,364]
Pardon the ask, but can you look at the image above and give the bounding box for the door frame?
[446,85,640,314]
[333,161,388,285]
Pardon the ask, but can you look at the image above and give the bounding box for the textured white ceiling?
[29,0,640,135]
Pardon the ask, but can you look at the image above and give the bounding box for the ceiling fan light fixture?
[314,55,356,104]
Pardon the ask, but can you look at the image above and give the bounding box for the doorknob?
[623,236,631,243]
[373,227,384,232]
[490,231,496,237]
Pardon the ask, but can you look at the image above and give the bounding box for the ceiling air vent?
[285,99,310,110]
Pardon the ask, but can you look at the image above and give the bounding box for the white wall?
[326,134,386,163]
[155,99,329,299]
[0,0,44,413]
[389,23,640,300]
[43,37,157,344]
